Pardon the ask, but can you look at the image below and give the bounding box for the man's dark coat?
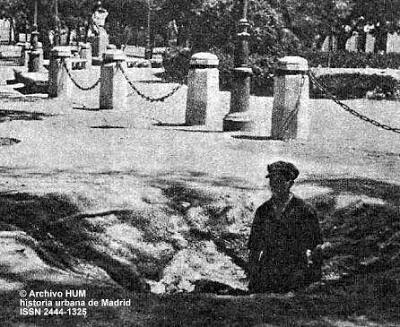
[248,196,322,293]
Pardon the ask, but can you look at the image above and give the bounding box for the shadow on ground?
[0,192,146,293]
[0,109,52,122]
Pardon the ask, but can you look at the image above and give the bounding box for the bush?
[298,50,400,69]
[162,46,277,95]
[311,74,399,100]
[199,48,278,96]
[162,47,192,83]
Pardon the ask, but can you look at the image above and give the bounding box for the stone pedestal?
[99,50,128,110]
[92,29,109,58]
[222,67,254,131]
[185,52,219,126]
[271,56,310,140]
[48,47,72,98]
[28,42,44,72]
[17,42,30,67]
[79,42,92,68]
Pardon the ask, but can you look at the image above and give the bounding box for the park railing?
[116,61,184,103]
[51,50,400,137]
[62,60,101,91]
[308,71,400,134]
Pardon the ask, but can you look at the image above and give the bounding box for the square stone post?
[185,52,220,125]
[271,56,310,140]
[99,50,128,110]
[17,42,30,67]
[48,47,73,98]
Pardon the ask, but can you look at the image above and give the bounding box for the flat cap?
[265,161,299,181]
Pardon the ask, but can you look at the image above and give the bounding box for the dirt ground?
[0,65,399,326]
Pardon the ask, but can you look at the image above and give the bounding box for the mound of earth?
[0,176,398,294]
[0,175,399,326]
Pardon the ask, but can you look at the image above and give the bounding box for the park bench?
[123,45,145,58]
[70,57,87,70]
[123,46,149,67]
[149,47,165,68]
[123,45,164,67]
[125,57,151,68]
[42,58,87,70]
[152,47,166,56]
[0,45,22,59]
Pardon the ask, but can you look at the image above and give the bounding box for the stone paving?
[0,64,399,184]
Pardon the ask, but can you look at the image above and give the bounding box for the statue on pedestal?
[88,1,109,57]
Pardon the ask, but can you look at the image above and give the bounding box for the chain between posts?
[62,61,101,91]
[309,71,400,134]
[116,62,183,103]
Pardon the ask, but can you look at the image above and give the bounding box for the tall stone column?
[222,66,253,131]
[223,0,254,132]
[28,0,42,72]
[271,56,310,140]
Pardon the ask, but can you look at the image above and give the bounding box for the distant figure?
[48,29,55,47]
[345,31,359,52]
[365,33,376,53]
[167,20,178,46]
[364,22,375,53]
[60,23,69,45]
[0,16,12,44]
[248,161,323,293]
[387,31,400,53]
[69,29,77,45]
[321,35,337,52]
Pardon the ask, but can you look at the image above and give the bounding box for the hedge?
[311,74,399,100]
[163,47,400,99]
[298,50,400,69]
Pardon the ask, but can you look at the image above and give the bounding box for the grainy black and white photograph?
[0,0,399,326]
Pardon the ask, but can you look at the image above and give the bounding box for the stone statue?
[91,1,108,35]
[88,1,109,57]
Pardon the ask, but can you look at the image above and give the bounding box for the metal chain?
[309,71,400,134]
[62,61,101,91]
[116,62,183,102]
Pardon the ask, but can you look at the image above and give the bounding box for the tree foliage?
[1,0,400,53]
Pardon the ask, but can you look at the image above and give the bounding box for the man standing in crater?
[248,161,323,293]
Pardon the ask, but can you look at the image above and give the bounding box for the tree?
[158,0,288,53]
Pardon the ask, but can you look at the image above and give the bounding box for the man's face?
[268,173,293,197]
